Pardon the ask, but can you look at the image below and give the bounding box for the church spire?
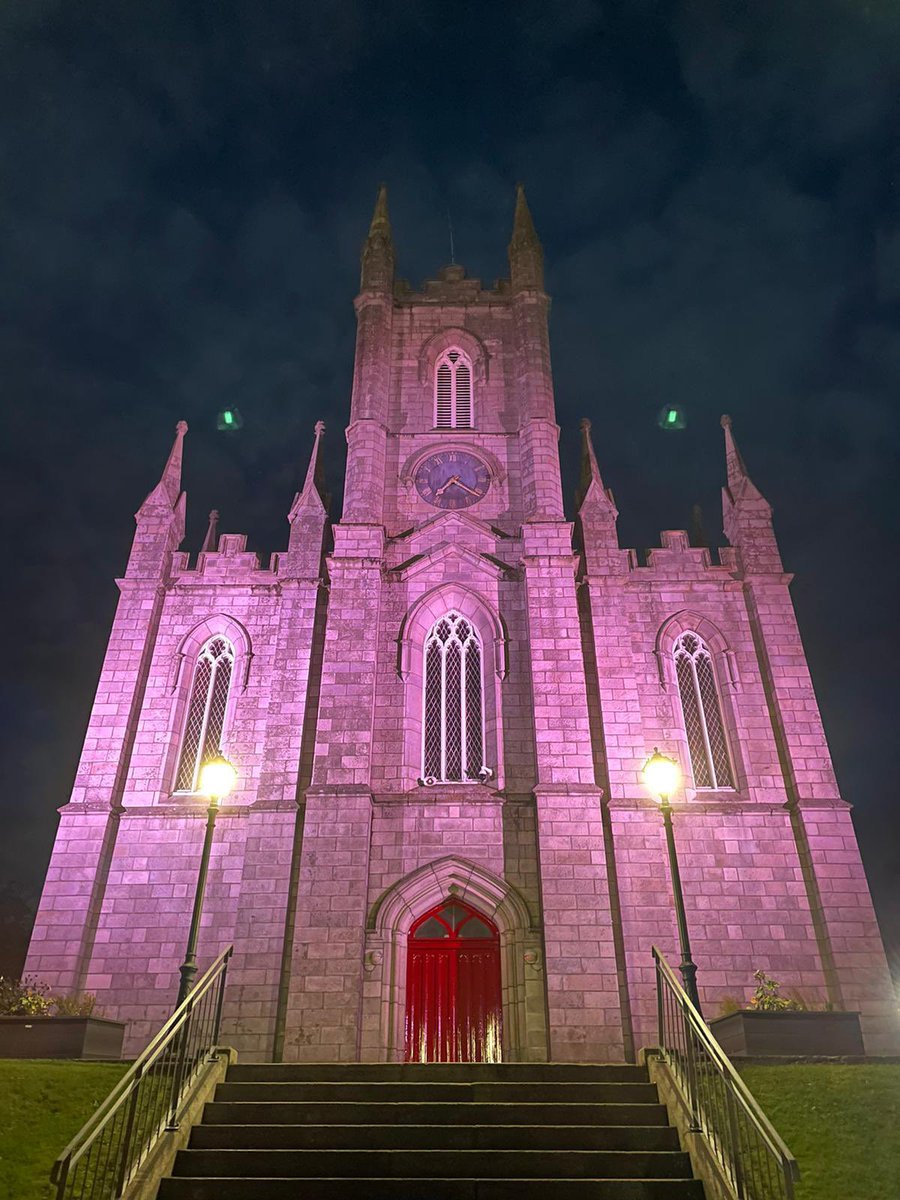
[201,508,219,554]
[508,183,544,292]
[138,420,187,514]
[720,414,782,573]
[359,183,394,293]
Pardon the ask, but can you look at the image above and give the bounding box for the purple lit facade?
[25,187,898,1061]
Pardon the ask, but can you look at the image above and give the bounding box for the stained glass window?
[175,636,235,792]
[674,632,734,789]
[434,350,473,428]
[422,612,485,783]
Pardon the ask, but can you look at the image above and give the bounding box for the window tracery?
[674,631,734,789]
[175,635,234,792]
[422,612,485,783]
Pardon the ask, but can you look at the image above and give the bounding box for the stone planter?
[709,1009,864,1057]
[0,1016,126,1060]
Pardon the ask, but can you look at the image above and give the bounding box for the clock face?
[415,450,491,509]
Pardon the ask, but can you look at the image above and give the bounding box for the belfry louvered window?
[422,612,485,783]
[674,632,734,789]
[175,636,235,792]
[435,350,473,428]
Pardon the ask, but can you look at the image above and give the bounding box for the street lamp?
[175,755,237,1007]
[642,748,703,1016]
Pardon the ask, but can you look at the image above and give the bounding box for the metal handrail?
[51,945,233,1200]
[652,945,800,1200]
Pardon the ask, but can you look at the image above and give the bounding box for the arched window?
[674,632,734,789]
[175,636,235,792]
[435,350,473,428]
[422,612,485,783]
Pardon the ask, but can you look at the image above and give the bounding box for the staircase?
[156,1062,703,1199]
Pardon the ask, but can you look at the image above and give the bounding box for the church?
[25,186,897,1062]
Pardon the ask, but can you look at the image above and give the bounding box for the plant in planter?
[710,968,864,1057]
[0,977,124,1060]
[53,992,101,1018]
[748,970,803,1013]
[0,975,53,1016]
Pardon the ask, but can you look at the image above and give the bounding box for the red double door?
[405,900,502,1063]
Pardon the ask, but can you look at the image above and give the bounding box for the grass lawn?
[0,1060,128,1200]
[740,1063,900,1200]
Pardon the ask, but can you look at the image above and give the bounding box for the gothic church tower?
[25,188,898,1062]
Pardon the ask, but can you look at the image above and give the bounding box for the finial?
[201,508,219,554]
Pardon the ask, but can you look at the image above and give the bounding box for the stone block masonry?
[25,186,898,1064]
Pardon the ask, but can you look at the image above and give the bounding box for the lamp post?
[176,755,237,1007]
[642,748,703,1016]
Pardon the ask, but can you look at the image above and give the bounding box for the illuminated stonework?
[25,187,898,1062]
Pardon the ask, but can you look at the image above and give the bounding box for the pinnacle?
[368,183,391,239]
[511,182,539,244]
[138,419,188,513]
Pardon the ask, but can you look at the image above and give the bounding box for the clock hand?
[435,475,460,497]
[452,479,482,497]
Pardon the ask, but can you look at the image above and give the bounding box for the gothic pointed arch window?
[674,631,734,789]
[435,349,473,429]
[422,612,485,783]
[175,635,235,792]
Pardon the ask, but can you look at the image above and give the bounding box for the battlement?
[394,263,511,305]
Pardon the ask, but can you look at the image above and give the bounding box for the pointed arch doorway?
[405,899,502,1062]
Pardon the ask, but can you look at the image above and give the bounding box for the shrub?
[749,969,803,1013]
[54,993,100,1018]
[0,975,53,1016]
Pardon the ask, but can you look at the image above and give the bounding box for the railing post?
[682,995,702,1133]
[210,951,229,1058]
[725,1086,747,1200]
[655,953,665,1050]
[115,1066,143,1194]
[51,1157,69,1200]
[166,1001,193,1131]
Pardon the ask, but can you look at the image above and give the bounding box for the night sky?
[1,2,898,974]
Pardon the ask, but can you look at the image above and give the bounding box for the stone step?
[190,1123,681,1152]
[226,1063,649,1084]
[158,1177,705,1199]
[213,1080,660,1104]
[201,1100,671,1127]
[171,1149,694,1180]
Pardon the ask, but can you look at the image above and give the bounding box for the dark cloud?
[1,0,899,966]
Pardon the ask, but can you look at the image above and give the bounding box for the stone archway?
[360,856,548,1062]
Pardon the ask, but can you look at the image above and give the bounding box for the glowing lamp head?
[198,755,237,801]
[642,749,681,802]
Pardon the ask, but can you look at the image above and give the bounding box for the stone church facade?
[26,187,897,1061]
